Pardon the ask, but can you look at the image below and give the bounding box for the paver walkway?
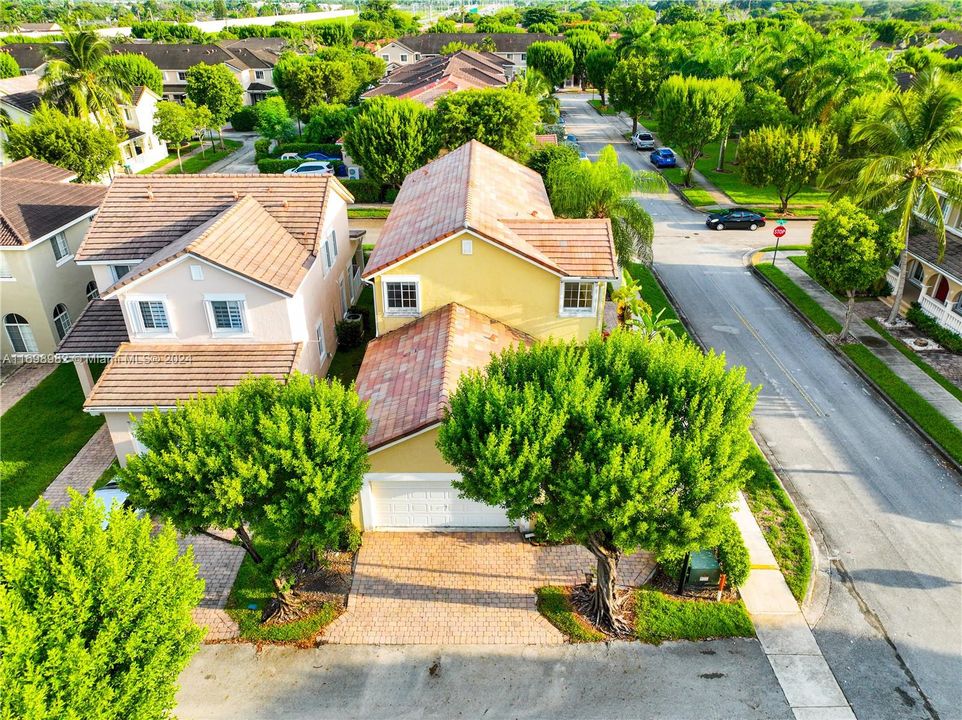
[179,529,246,642]
[734,493,855,720]
[766,251,962,429]
[0,362,56,414]
[324,531,655,645]
[36,425,115,509]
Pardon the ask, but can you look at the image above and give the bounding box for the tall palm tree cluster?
[40,30,130,134]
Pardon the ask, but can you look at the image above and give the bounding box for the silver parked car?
[283,161,333,176]
[631,131,656,151]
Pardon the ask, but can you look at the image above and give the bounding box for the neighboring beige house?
[351,140,616,530]
[58,174,363,463]
[892,223,962,336]
[0,75,168,174]
[377,33,562,77]
[0,158,107,356]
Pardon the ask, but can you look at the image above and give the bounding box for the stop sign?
[773,226,787,238]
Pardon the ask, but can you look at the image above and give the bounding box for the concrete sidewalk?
[734,493,855,720]
[768,252,962,429]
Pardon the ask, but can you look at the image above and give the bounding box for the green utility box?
[683,550,722,590]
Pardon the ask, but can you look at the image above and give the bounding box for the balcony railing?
[919,294,962,335]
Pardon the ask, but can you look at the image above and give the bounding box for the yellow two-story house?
[353,140,617,530]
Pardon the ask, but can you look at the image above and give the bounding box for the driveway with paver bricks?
[324,531,655,645]
[178,529,245,642]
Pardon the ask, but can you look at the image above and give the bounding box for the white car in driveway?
[283,161,333,176]
[631,131,656,150]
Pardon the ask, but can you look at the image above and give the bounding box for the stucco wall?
[368,426,453,474]
[104,410,143,467]
[371,231,605,341]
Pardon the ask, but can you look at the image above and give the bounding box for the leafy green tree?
[740,125,837,213]
[119,373,368,620]
[255,95,296,142]
[434,88,540,159]
[608,55,665,134]
[655,75,742,186]
[564,30,604,88]
[185,63,244,149]
[527,41,575,89]
[153,100,195,172]
[189,101,215,157]
[427,18,458,33]
[521,6,561,28]
[547,145,665,266]
[526,141,579,194]
[508,69,559,123]
[1,495,204,720]
[304,102,355,143]
[808,199,899,341]
[102,53,163,96]
[873,18,915,44]
[823,69,962,323]
[343,97,439,186]
[41,30,129,130]
[438,330,758,631]
[527,21,559,34]
[0,52,20,79]
[4,105,119,182]
[657,2,701,24]
[585,46,616,105]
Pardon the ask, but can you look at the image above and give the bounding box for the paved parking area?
[178,529,245,641]
[324,532,655,645]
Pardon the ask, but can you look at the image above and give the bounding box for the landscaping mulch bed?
[293,549,354,608]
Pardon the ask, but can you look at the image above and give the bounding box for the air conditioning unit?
[347,166,361,180]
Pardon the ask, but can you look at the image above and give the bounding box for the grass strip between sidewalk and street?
[588,99,618,116]
[536,586,606,642]
[347,207,391,219]
[756,262,962,466]
[167,139,242,175]
[660,168,716,207]
[634,588,754,644]
[625,262,689,340]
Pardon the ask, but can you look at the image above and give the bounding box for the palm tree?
[40,30,129,131]
[508,69,558,124]
[547,145,666,267]
[823,69,962,323]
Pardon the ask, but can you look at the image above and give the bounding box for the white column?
[73,359,94,397]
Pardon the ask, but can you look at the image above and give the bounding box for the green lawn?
[865,318,962,402]
[225,536,341,643]
[137,141,202,174]
[637,115,660,135]
[326,284,375,386]
[588,99,618,116]
[757,244,811,253]
[742,447,812,601]
[660,167,716,207]
[1,363,105,518]
[634,588,754,644]
[694,139,829,212]
[166,139,242,175]
[756,262,962,466]
[347,207,391,219]
[625,262,689,340]
[536,586,606,642]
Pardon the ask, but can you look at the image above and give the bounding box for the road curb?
[749,253,962,477]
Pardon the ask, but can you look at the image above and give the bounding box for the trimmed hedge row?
[906,302,962,354]
[230,107,258,132]
[256,158,302,174]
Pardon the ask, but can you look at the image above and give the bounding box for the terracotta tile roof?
[501,219,616,278]
[76,174,349,263]
[535,133,558,145]
[55,299,128,358]
[0,156,75,182]
[362,50,509,103]
[84,342,301,410]
[356,303,532,449]
[0,177,106,246]
[105,195,311,297]
[363,140,618,279]
[909,227,962,284]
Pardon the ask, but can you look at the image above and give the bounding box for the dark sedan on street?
[706,208,767,231]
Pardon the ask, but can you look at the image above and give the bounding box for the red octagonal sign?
[773,226,787,238]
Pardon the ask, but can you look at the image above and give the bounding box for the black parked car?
[706,208,766,231]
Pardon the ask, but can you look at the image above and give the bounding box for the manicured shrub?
[341,178,383,203]
[256,158,302,173]
[382,187,399,203]
[716,516,750,587]
[347,303,371,331]
[230,106,258,131]
[906,302,962,353]
[335,317,363,349]
[254,138,270,159]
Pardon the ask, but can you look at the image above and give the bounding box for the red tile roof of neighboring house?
[76,174,353,263]
[356,303,532,449]
[104,195,312,297]
[55,299,129,358]
[0,175,106,246]
[535,133,558,145]
[84,342,301,410]
[363,140,617,279]
[1,156,75,183]
[361,50,509,105]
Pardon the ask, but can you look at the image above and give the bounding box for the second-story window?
[383,277,419,316]
[53,303,71,340]
[207,298,246,333]
[85,281,100,301]
[560,280,596,317]
[400,54,408,62]
[51,232,71,263]
[255,69,265,79]
[322,230,338,272]
[177,71,187,81]
[136,300,170,332]
[111,264,135,282]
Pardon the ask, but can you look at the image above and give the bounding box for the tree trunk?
[600,89,606,106]
[632,115,638,134]
[887,245,910,325]
[218,128,226,151]
[716,133,727,172]
[839,290,855,343]
[176,145,183,174]
[779,194,789,214]
[261,577,301,623]
[234,525,262,563]
[584,535,629,634]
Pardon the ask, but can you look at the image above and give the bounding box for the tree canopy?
[438,330,758,630]
[1,495,204,720]
[4,105,119,182]
[434,88,540,160]
[608,56,665,133]
[585,46,617,105]
[154,100,196,173]
[185,63,244,148]
[527,41,575,89]
[0,52,20,79]
[343,96,439,187]
[102,53,164,97]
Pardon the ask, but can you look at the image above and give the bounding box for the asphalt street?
[561,93,962,720]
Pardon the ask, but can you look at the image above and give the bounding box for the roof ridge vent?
[232,189,240,200]
[146,185,154,200]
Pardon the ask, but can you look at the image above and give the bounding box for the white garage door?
[364,473,511,529]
